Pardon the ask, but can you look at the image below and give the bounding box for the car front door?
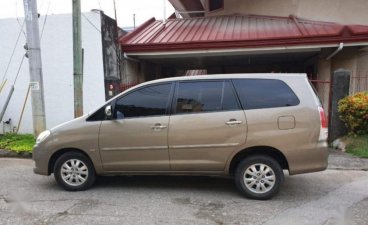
[99,82,173,171]
[168,80,247,171]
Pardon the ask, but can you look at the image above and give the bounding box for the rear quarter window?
[232,79,300,110]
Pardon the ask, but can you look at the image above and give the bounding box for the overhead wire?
[40,0,51,39]
[12,55,26,86]
[10,0,51,88]
[82,13,101,33]
[1,0,49,90]
[81,12,123,68]
[82,0,103,34]
[15,0,26,38]
[0,20,25,85]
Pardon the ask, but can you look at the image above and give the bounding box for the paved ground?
[0,152,368,225]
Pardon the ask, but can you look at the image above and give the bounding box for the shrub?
[338,91,368,135]
[0,133,35,153]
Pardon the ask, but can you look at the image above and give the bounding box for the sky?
[0,0,175,28]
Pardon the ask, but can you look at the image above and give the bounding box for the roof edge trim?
[124,42,368,57]
[121,36,368,53]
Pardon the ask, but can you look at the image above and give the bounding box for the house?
[118,0,368,116]
[0,10,120,134]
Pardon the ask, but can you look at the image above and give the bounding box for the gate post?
[329,69,351,143]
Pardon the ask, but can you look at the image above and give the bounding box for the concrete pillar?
[122,59,140,84]
[329,69,350,142]
[141,61,157,81]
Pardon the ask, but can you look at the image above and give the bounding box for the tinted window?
[114,83,171,119]
[87,107,106,121]
[233,79,300,110]
[209,0,223,11]
[175,81,239,114]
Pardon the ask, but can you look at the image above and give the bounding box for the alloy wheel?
[60,159,89,187]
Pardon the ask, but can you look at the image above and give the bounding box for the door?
[99,83,173,171]
[168,80,247,171]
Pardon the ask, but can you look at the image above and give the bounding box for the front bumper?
[33,144,50,176]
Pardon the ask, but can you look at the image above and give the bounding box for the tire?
[54,152,96,191]
[235,155,284,200]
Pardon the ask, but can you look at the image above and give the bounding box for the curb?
[0,149,32,158]
[328,149,368,171]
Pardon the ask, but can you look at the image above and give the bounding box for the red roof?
[119,14,368,52]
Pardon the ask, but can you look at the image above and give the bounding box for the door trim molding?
[170,143,239,149]
[102,146,168,151]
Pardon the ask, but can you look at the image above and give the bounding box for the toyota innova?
[33,74,328,200]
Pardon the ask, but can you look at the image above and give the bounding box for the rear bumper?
[33,145,50,176]
[288,142,329,175]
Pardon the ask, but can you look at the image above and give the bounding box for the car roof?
[136,73,307,86]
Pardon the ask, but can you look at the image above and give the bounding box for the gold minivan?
[33,74,328,200]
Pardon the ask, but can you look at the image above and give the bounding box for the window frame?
[171,79,241,115]
[113,82,174,120]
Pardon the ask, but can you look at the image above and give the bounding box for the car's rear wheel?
[54,152,96,191]
[235,155,284,200]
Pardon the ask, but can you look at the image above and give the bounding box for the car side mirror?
[105,105,112,119]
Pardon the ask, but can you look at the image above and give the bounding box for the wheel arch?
[48,148,93,175]
[228,146,289,176]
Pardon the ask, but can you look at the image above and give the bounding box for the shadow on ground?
[94,175,238,194]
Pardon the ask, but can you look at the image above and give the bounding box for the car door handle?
[151,124,167,130]
[226,120,243,126]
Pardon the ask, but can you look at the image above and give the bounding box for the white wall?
[0,11,105,134]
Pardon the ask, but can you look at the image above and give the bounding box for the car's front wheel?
[235,155,284,200]
[54,152,96,191]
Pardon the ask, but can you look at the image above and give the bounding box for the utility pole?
[133,14,136,29]
[23,0,46,136]
[163,0,166,23]
[73,0,83,117]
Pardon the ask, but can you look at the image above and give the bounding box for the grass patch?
[0,133,35,153]
[344,134,368,158]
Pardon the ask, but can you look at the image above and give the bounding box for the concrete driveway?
[0,153,367,225]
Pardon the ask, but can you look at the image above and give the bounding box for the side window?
[114,83,172,119]
[233,79,300,110]
[86,106,106,121]
[175,81,239,114]
[209,0,223,11]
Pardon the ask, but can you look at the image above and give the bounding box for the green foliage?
[338,92,368,135]
[345,134,368,158]
[0,133,35,153]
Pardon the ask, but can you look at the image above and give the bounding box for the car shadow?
[38,172,329,201]
[94,175,239,195]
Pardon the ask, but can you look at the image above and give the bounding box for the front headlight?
[36,130,51,144]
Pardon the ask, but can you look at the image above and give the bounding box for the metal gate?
[350,72,368,94]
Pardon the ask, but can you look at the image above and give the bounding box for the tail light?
[318,106,328,141]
